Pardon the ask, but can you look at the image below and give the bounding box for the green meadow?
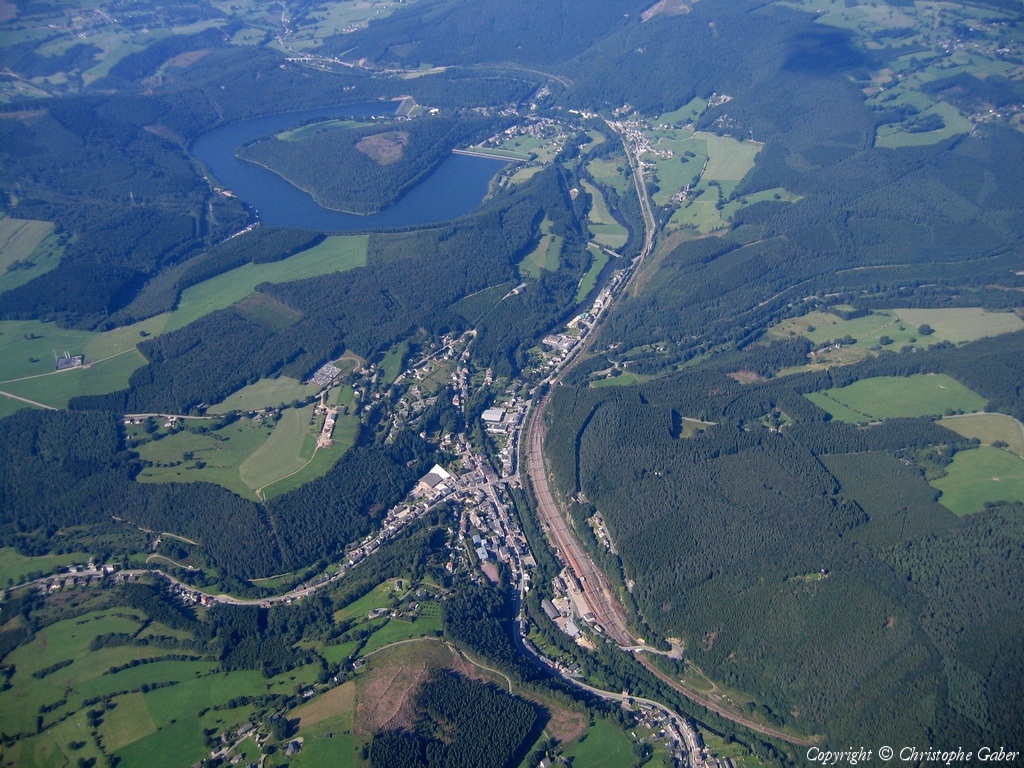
[931,446,1024,516]
[0,236,367,413]
[806,374,987,424]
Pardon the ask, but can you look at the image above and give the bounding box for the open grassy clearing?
[876,101,973,148]
[807,374,987,424]
[239,404,317,490]
[113,663,321,768]
[520,218,562,279]
[702,133,763,179]
[136,415,277,499]
[0,547,93,585]
[380,339,409,385]
[0,227,64,295]
[581,179,628,249]
[0,214,53,272]
[258,415,358,500]
[164,234,368,334]
[561,716,635,768]
[334,582,399,622]
[360,614,444,655]
[0,608,171,735]
[769,308,1023,371]
[577,244,611,303]
[591,369,650,387]
[508,165,545,186]
[294,681,356,728]
[891,307,1024,343]
[208,376,319,414]
[931,446,1024,516]
[0,348,147,408]
[0,236,368,414]
[586,155,632,196]
[940,413,1024,457]
[656,97,708,126]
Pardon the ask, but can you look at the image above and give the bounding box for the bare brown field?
[294,680,356,728]
[165,49,212,68]
[356,131,410,165]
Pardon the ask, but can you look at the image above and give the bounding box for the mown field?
[581,179,628,249]
[561,715,635,768]
[931,446,1024,516]
[0,235,369,413]
[520,218,562,279]
[577,244,611,303]
[0,547,92,586]
[770,307,1024,371]
[940,412,1024,457]
[208,376,320,414]
[0,214,53,272]
[135,405,343,501]
[806,374,987,423]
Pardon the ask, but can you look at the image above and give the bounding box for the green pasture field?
[0,214,53,272]
[0,236,367,413]
[114,662,321,768]
[334,581,399,622]
[480,133,563,163]
[276,711,357,768]
[238,404,317,490]
[940,413,1024,457]
[277,0,427,50]
[876,101,973,148]
[591,370,649,387]
[520,218,562,278]
[258,414,358,499]
[0,348,147,408]
[931,446,1024,516]
[208,376,319,414]
[136,415,276,499]
[0,227,63,295]
[668,198,729,233]
[0,394,29,419]
[768,308,1023,371]
[360,613,443,655]
[380,339,410,385]
[807,374,987,424]
[0,608,166,735]
[577,244,610,303]
[805,392,868,423]
[163,234,368,334]
[581,179,628,249]
[656,97,708,126]
[702,133,763,180]
[890,307,1024,343]
[233,292,302,331]
[508,165,544,186]
[586,155,631,195]
[561,716,635,768]
[0,547,93,585]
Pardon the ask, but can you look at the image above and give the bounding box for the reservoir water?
[190,103,509,231]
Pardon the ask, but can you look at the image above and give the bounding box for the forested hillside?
[546,327,1024,746]
[239,115,506,214]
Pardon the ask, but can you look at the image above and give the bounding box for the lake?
[190,103,509,231]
